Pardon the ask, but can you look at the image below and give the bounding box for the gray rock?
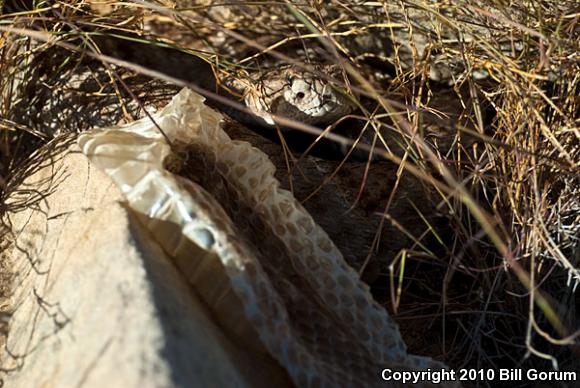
[0,137,291,388]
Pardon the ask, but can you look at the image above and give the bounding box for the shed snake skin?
[78,88,459,388]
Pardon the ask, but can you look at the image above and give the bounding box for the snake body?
[94,35,355,131]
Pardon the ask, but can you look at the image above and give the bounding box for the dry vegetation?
[0,0,578,384]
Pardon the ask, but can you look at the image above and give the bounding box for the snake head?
[243,65,355,127]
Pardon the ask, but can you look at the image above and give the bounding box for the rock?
[0,136,291,388]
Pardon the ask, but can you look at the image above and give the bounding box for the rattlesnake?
[92,34,356,131]
[88,0,526,158]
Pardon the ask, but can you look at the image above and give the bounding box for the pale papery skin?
[78,88,460,388]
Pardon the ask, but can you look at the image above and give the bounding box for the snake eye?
[286,75,295,84]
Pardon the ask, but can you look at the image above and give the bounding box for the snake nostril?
[296,92,305,99]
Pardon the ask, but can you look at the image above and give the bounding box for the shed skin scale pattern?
[79,89,459,388]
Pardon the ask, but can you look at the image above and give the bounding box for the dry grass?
[0,0,578,382]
